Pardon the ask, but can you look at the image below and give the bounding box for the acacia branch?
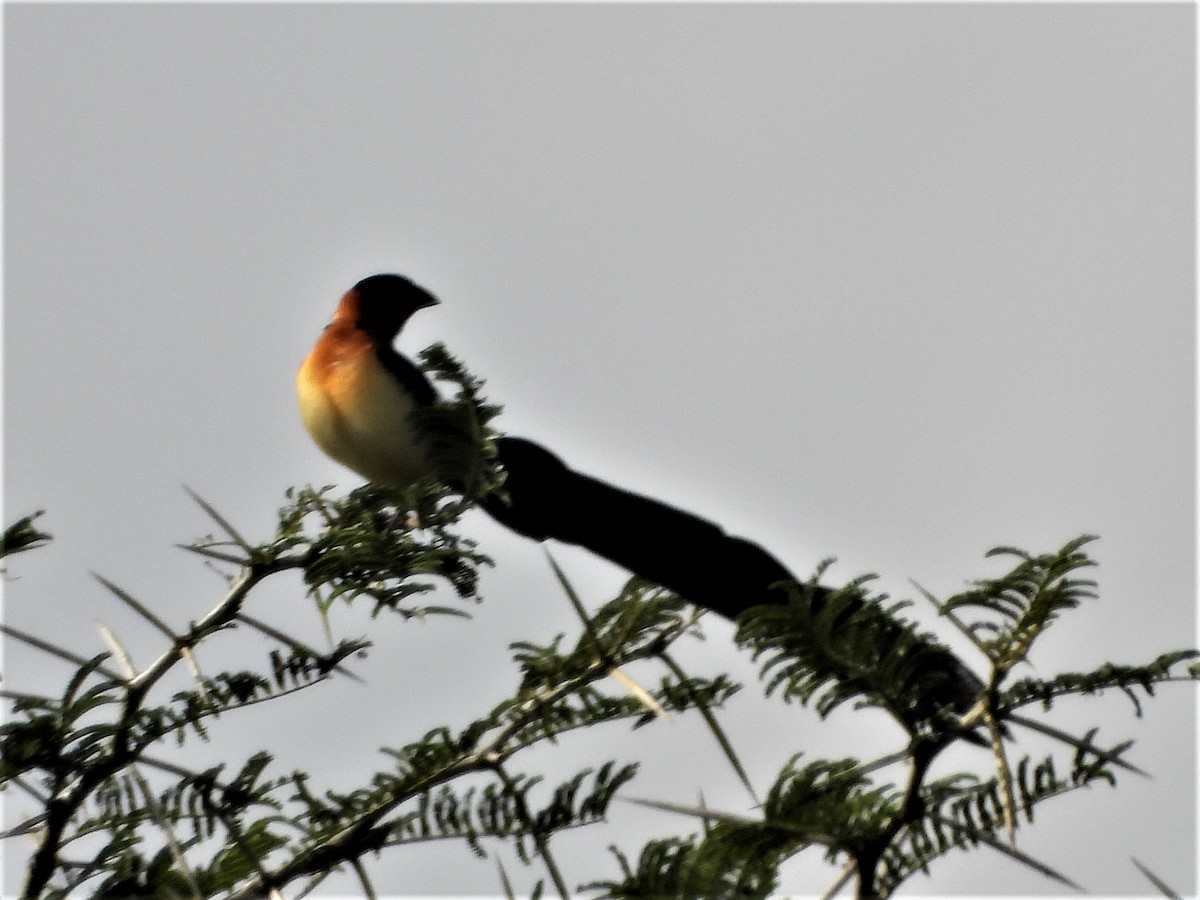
[228,615,689,897]
[22,554,307,897]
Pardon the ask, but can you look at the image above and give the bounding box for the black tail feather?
[481,436,810,620]
[481,436,983,723]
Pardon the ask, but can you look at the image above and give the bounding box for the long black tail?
[481,436,814,620]
[481,436,983,722]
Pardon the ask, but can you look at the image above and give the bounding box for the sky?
[3,3,1196,898]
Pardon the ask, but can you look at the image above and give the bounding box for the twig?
[1007,713,1149,777]
[621,795,759,827]
[546,550,668,720]
[854,739,943,897]
[184,485,254,556]
[622,795,840,848]
[22,556,301,897]
[96,622,137,679]
[0,624,124,682]
[228,614,693,898]
[350,857,378,900]
[661,651,758,805]
[608,666,669,719]
[92,572,177,642]
[546,549,616,663]
[0,812,48,840]
[927,813,1085,892]
[1131,857,1181,899]
[12,774,50,804]
[176,542,254,567]
[985,707,1018,849]
[912,579,989,659]
[237,611,365,683]
[819,860,858,900]
[496,857,518,899]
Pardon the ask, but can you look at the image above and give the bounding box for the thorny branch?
[22,552,310,897]
[227,613,692,898]
[4,501,1196,900]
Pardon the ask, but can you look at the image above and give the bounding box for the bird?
[297,273,983,722]
[295,274,801,618]
[296,274,440,490]
[295,273,796,611]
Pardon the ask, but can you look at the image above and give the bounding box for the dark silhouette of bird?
[297,273,982,721]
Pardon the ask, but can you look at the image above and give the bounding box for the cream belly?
[296,349,432,488]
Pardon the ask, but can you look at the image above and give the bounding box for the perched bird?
[294,277,796,614]
[297,274,982,722]
[296,274,440,489]
[294,273,801,621]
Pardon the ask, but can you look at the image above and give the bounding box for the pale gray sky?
[4,3,1195,897]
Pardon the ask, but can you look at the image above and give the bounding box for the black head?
[351,273,439,339]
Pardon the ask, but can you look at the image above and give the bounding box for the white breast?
[297,350,433,488]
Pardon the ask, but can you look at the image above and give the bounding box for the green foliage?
[410,341,506,503]
[3,351,1196,900]
[597,756,901,898]
[762,756,899,848]
[1,483,746,898]
[594,833,781,900]
[878,738,1126,893]
[735,567,981,736]
[1001,650,1200,716]
[0,509,51,559]
[277,482,492,618]
[386,762,639,859]
[1,655,122,782]
[589,756,902,899]
[595,536,1197,898]
[941,535,1100,671]
[511,581,696,691]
